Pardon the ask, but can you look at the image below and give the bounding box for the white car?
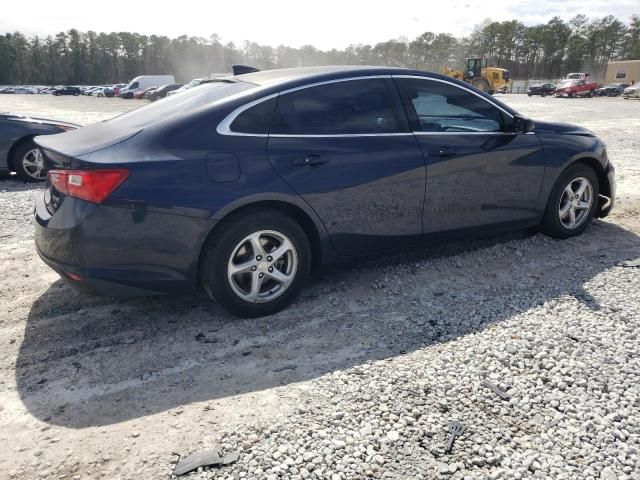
[622,84,640,99]
[83,87,100,96]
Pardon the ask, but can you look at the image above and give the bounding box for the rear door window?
[271,79,402,135]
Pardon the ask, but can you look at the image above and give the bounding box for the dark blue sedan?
[34,66,615,317]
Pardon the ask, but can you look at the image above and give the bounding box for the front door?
[394,76,546,234]
[266,77,426,256]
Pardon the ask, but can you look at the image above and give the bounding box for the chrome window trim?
[216,92,279,137]
[268,133,414,138]
[413,131,513,136]
[216,73,516,137]
[217,75,400,137]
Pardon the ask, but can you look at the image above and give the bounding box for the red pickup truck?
[554,77,598,98]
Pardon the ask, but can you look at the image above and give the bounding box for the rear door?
[265,77,427,256]
[394,76,545,234]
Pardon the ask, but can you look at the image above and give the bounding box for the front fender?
[536,133,609,215]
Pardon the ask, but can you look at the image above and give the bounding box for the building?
[604,60,640,84]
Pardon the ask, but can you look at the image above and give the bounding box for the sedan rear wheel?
[227,230,298,304]
[541,164,599,238]
[12,140,47,182]
[202,209,311,317]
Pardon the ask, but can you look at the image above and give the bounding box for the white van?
[119,75,175,99]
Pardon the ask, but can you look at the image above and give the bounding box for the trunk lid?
[35,122,141,158]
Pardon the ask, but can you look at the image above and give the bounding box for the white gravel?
[0,94,639,480]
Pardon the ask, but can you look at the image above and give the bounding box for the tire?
[540,164,599,239]
[201,209,312,318]
[11,139,47,182]
[541,92,546,97]
[570,92,577,98]
[527,93,532,97]
[588,90,595,98]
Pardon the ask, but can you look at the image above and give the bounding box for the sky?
[1,0,638,50]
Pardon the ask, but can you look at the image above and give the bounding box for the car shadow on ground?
[14,220,640,428]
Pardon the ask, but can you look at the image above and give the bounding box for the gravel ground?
[0,94,639,480]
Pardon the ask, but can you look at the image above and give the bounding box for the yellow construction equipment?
[440,58,511,94]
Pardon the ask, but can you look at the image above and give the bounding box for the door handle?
[435,147,456,157]
[292,155,329,167]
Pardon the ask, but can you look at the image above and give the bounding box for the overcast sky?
[1,0,638,50]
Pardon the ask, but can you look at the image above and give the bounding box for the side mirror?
[513,116,535,133]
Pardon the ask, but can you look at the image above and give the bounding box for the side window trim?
[219,76,414,137]
[217,92,280,137]
[217,74,514,137]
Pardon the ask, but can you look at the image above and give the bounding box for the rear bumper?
[34,191,209,297]
[36,248,164,296]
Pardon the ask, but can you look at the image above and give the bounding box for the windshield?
[105,81,254,129]
[558,80,577,87]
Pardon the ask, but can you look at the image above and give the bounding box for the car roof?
[235,65,407,86]
[233,65,519,117]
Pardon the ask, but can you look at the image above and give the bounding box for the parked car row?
[0,79,187,101]
[0,86,41,94]
[0,85,115,96]
[527,75,636,98]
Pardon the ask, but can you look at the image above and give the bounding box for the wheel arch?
[196,199,330,285]
[6,135,37,171]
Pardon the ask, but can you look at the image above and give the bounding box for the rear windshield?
[104,81,256,129]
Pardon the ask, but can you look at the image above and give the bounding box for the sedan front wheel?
[202,209,311,317]
[541,164,599,238]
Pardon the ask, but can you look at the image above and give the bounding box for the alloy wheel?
[558,176,593,229]
[227,230,298,303]
[21,148,46,180]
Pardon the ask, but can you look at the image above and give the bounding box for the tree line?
[1,14,638,86]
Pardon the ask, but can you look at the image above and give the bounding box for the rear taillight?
[48,169,129,203]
